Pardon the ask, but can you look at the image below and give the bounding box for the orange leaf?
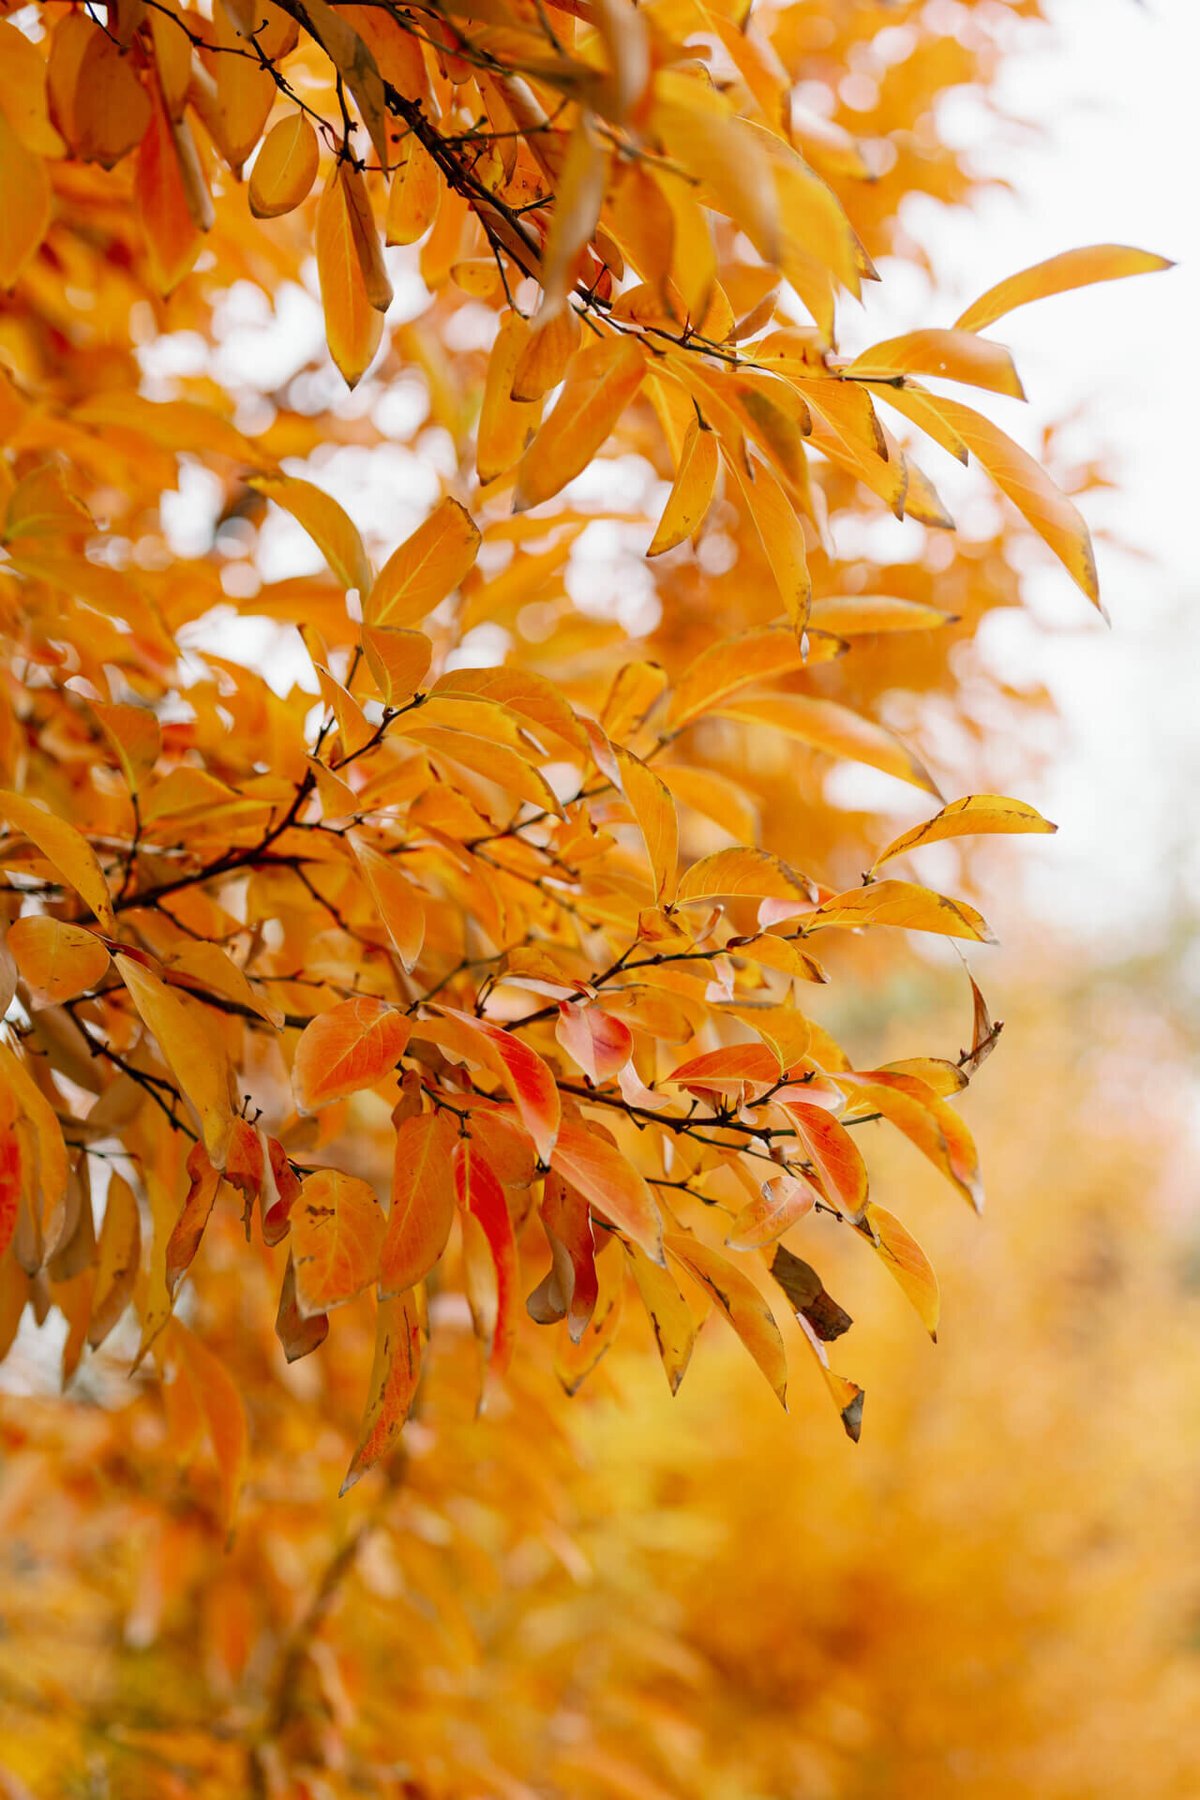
[0,105,51,288]
[349,835,426,971]
[365,497,481,628]
[380,1111,457,1296]
[341,1290,422,1492]
[478,312,544,483]
[316,162,384,388]
[801,879,995,945]
[115,954,234,1168]
[550,1121,664,1263]
[87,1173,141,1349]
[169,1320,250,1532]
[834,1070,984,1212]
[385,130,440,245]
[555,1003,633,1085]
[423,1007,560,1164]
[647,416,720,557]
[808,593,957,634]
[248,472,371,597]
[665,1232,788,1407]
[779,1101,868,1223]
[676,846,816,910]
[725,1168,819,1252]
[249,112,319,218]
[622,1238,695,1394]
[846,329,1026,399]
[292,997,411,1112]
[668,624,816,729]
[872,794,1057,868]
[859,1202,940,1340]
[0,792,115,932]
[165,1142,221,1298]
[514,337,646,512]
[715,694,940,795]
[8,916,110,1004]
[455,1138,518,1378]
[723,451,811,636]
[955,244,1173,334]
[291,1168,385,1316]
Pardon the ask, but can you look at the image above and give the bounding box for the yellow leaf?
[872,794,1057,868]
[716,694,940,795]
[846,330,1026,400]
[723,451,811,636]
[651,73,780,266]
[248,113,319,219]
[860,1202,940,1339]
[365,497,481,628]
[115,954,235,1167]
[340,157,393,312]
[0,791,115,932]
[510,306,582,403]
[808,594,957,634]
[316,162,384,389]
[676,847,815,910]
[540,114,607,315]
[92,701,161,793]
[955,244,1173,334]
[350,834,426,970]
[665,1232,788,1408]
[802,880,995,945]
[647,418,719,557]
[515,337,646,512]
[0,25,62,158]
[3,464,92,545]
[668,624,816,729]
[909,391,1101,610]
[247,472,371,597]
[301,0,388,168]
[836,1069,984,1212]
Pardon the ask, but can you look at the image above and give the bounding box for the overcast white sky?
[917,0,1198,949]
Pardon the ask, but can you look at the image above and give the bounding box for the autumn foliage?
[0,0,1181,1789]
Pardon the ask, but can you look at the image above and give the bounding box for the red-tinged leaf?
[454,1138,518,1380]
[262,1139,301,1247]
[726,1168,819,1251]
[556,1238,624,1395]
[715,695,940,796]
[846,329,1026,399]
[779,1101,868,1223]
[88,1174,141,1350]
[961,970,1003,1077]
[550,1122,664,1263]
[834,1071,984,1213]
[665,1232,788,1408]
[768,1242,852,1341]
[379,1111,457,1296]
[341,1290,422,1493]
[666,1043,781,1099]
[871,794,1057,868]
[247,472,371,597]
[0,1127,21,1262]
[555,1002,634,1086]
[275,1253,329,1364]
[622,1237,696,1394]
[292,998,411,1113]
[858,1202,940,1340]
[801,879,995,945]
[290,1169,385,1316]
[0,791,116,932]
[423,1007,560,1164]
[955,244,1173,334]
[165,1141,221,1297]
[676,847,816,910]
[0,1044,68,1244]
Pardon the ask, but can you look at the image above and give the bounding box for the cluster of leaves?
[2,987,1198,1798]
[0,0,1170,1506]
